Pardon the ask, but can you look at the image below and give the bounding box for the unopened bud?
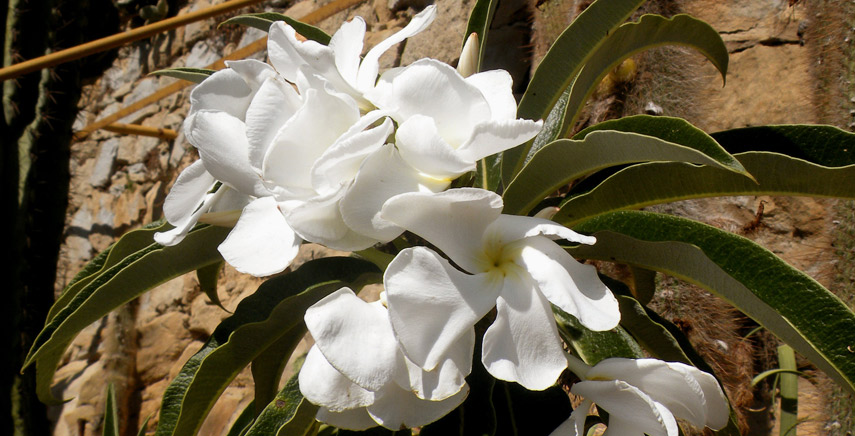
[457,32,480,77]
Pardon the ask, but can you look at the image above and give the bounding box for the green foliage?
[221,13,332,45]
[155,257,381,436]
[150,68,216,84]
[570,211,855,395]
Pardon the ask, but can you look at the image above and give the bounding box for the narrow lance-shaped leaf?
[196,260,226,311]
[26,224,229,404]
[503,0,646,184]
[220,12,332,45]
[150,68,216,84]
[558,14,727,138]
[250,323,305,415]
[225,401,257,436]
[554,307,644,365]
[155,257,381,436]
[568,211,855,395]
[49,219,169,322]
[244,374,319,436]
[104,384,119,436]
[555,151,855,227]
[503,128,749,215]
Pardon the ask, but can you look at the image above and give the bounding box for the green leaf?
[104,384,119,436]
[751,368,805,387]
[554,307,644,365]
[49,219,168,322]
[503,0,646,184]
[225,401,256,436]
[711,124,855,167]
[150,68,216,83]
[26,224,229,404]
[615,294,693,365]
[245,375,319,436]
[555,151,855,227]
[463,0,499,71]
[777,344,799,436]
[250,323,304,415]
[155,257,381,436]
[220,13,332,45]
[559,14,727,136]
[138,414,153,436]
[569,211,855,395]
[473,153,503,192]
[197,261,226,311]
[502,129,748,215]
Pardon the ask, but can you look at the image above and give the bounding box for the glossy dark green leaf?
[569,211,855,395]
[150,68,216,83]
[711,124,855,166]
[250,323,305,415]
[220,13,332,45]
[245,375,319,436]
[155,257,381,436]
[197,261,226,311]
[225,401,256,436]
[554,307,644,365]
[26,224,229,404]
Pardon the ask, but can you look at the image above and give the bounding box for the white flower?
[381,188,619,391]
[299,288,471,430]
[340,60,543,241]
[268,6,436,108]
[552,357,730,436]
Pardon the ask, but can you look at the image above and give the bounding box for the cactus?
[1,0,118,434]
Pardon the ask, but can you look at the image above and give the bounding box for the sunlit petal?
[368,383,468,430]
[218,197,300,276]
[356,5,436,91]
[316,407,377,431]
[385,247,500,370]
[517,236,619,331]
[548,399,592,436]
[571,380,677,436]
[482,272,567,390]
[330,17,365,86]
[305,289,407,392]
[464,69,517,120]
[188,68,253,120]
[404,328,474,401]
[311,113,393,193]
[456,118,543,163]
[340,144,449,242]
[299,346,375,412]
[381,188,502,272]
[395,115,474,178]
[245,76,303,172]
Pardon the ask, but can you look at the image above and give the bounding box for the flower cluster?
[162,6,729,433]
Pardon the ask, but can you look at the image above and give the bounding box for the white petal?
[330,17,365,87]
[404,329,474,401]
[263,88,360,190]
[199,188,250,227]
[285,185,378,251]
[356,5,436,92]
[340,144,449,242]
[311,113,393,193]
[224,59,277,94]
[385,247,500,370]
[465,70,517,120]
[267,22,304,81]
[305,289,407,392]
[380,188,502,272]
[316,407,377,431]
[368,382,468,430]
[549,399,592,436]
[245,76,303,172]
[299,346,375,412]
[482,273,568,390]
[684,364,730,430]
[367,59,490,147]
[185,111,269,198]
[161,160,215,225]
[395,115,475,178]
[155,173,220,247]
[456,119,543,164]
[588,359,727,430]
[189,68,253,120]
[218,197,301,276]
[517,236,620,331]
[487,214,597,245]
[571,380,677,436]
